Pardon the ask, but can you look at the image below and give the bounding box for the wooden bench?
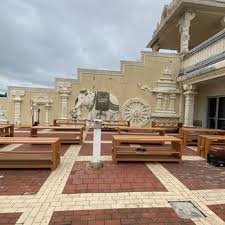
[112,135,182,163]
[30,125,84,144]
[180,128,225,148]
[0,137,60,170]
[53,119,86,128]
[0,124,14,137]
[198,135,225,159]
[152,121,183,133]
[101,120,130,131]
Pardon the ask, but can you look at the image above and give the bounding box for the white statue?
[74,90,119,121]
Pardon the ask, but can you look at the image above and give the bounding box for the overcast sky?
[0,0,170,92]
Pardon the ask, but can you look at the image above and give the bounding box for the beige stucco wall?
[0,51,181,125]
[194,76,225,127]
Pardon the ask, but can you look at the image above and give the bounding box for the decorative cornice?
[181,51,225,76]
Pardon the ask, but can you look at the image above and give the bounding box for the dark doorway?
[207,96,225,129]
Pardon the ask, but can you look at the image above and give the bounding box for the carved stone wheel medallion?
[122,98,151,127]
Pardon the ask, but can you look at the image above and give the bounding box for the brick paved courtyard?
[0,128,225,225]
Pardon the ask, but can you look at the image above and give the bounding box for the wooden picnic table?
[101,120,130,131]
[180,127,225,147]
[30,125,84,144]
[0,124,14,137]
[118,127,165,136]
[112,135,182,163]
[198,135,225,159]
[0,137,61,170]
[152,121,183,133]
[53,119,86,128]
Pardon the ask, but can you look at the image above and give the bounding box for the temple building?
[1,0,225,129]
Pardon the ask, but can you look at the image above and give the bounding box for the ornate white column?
[183,84,197,127]
[32,103,38,123]
[45,103,50,125]
[11,90,25,125]
[57,81,72,119]
[178,11,195,53]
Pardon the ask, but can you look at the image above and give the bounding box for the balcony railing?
[181,29,225,75]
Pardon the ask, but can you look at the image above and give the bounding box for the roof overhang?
[147,0,225,51]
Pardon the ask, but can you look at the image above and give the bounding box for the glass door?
[207,96,225,130]
[218,97,225,129]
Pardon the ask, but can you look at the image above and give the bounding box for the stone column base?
[90,161,103,169]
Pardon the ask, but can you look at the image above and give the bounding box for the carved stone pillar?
[57,81,72,119]
[179,84,185,123]
[33,103,38,123]
[178,11,195,53]
[162,94,169,110]
[45,103,50,125]
[11,90,25,125]
[59,92,70,119]
[155,93,163,111]
[183,84,197,127]
[168,94,176,113]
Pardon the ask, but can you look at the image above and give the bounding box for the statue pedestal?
[90,119,103,169]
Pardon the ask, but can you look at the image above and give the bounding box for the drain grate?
[170,201,206,219]
[23,192,36,195]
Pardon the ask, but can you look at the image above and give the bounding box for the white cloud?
[0,0,170,92]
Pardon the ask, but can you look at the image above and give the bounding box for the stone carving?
[137,83,152,92]
[32,94,52,104]
[57,81,72,92]
[154,0,181,34]
[73,90,119,121]
[0,106,8,124]
[150,68,181,126]
[31,94,52,125]
[178,11,196,53]
[121,98,151,127]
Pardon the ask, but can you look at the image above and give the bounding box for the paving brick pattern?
[0,169,50,195]
[14,131,30,137]
[0,213,21,225]
[208,204,225,222]
[183,147,198,156]
[14,143,71,156]
[85,133,114,141]
[163,160,225,190]
[79,143,112,156]
[63,161,166,193]
[49,208,195,225]
[1,128,225,225]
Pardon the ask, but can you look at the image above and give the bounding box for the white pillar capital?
[178,11,196,54]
